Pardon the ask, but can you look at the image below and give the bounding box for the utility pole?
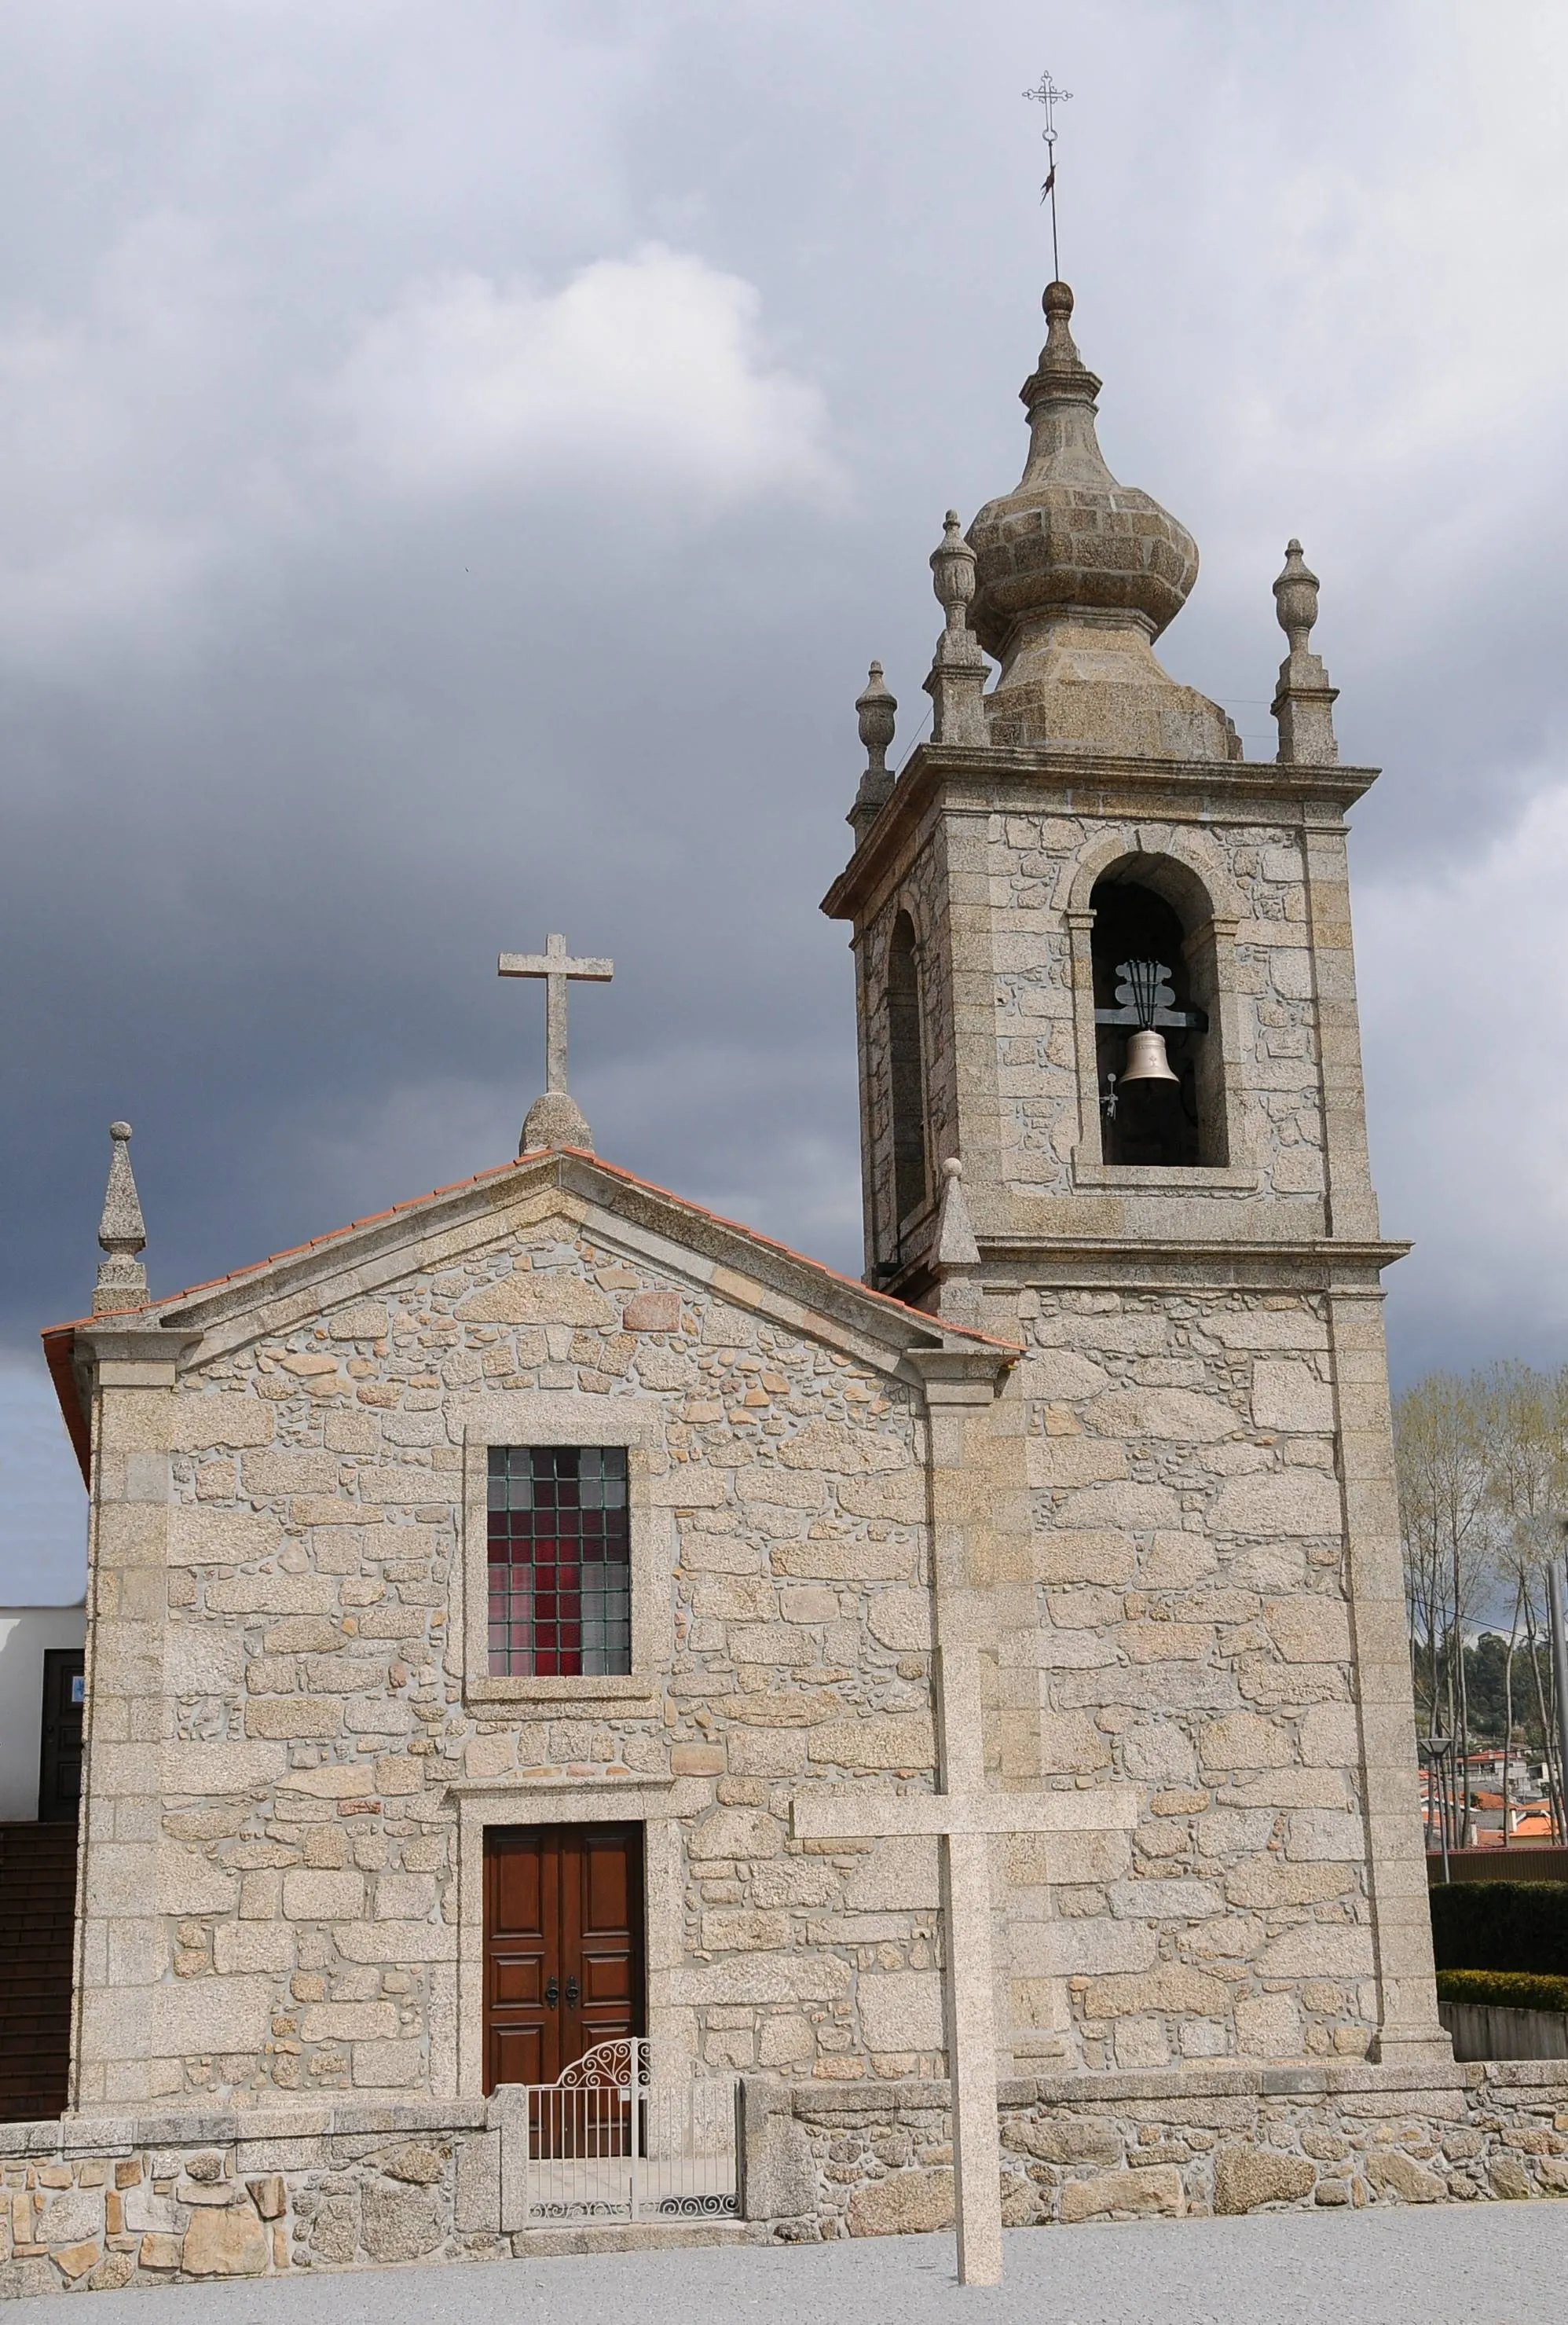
[1548,1535,1568,1846]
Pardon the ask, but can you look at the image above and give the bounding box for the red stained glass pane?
[486,1446,630,1676]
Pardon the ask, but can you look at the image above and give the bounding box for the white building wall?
[0,1604,86,1820]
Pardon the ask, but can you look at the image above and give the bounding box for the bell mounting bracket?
[1094,955,1207,1033]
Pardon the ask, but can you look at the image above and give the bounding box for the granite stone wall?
[80,1201,949,2109]
[9,2063,1568,2294]
[854,805,1343,1264]
[0,2106,495,2294]
[999,1283,1377,2070]
[753,2064,1568,2238]
[80,1210,1423,2104]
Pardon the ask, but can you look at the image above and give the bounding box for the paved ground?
[8,2212,1568,2325]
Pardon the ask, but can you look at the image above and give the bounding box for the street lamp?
[1419,1732,1454,1883]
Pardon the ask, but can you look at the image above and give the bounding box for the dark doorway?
[38,1649,85,1824]
[483,1823,644,2094]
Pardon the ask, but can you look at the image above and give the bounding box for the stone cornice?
[73,1322,205,1363]
[973,1234,1410,1290]
[903,1344,1016,1399]
[822,741,1379,923]
[779,2057,1486,2117]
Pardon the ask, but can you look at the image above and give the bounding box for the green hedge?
[1436,1967,1568,2014]
[1429,1881,1568,1976]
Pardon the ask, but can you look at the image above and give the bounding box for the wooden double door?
[483,1823,644,2094]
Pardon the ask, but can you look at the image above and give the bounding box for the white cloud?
[0,211,262,663]
[0,228,837,668]
[322,244,839,508]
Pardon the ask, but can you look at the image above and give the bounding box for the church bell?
[1119,1026,1179,1085]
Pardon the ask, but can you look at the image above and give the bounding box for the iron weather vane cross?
[1024,67,1072,282]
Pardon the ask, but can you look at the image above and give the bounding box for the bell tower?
[828,279,1383,1305]
[826,278,1447,2071]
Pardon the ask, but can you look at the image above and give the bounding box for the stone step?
[0,1822,78,2123]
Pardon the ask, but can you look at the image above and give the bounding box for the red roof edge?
[34,1148,1017,1486]
[554,1149,1020,1354]
[42,1326,90,1488]
[41,1148,1020,1358]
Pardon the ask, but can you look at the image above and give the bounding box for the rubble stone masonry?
[77,1186,955,2112]
[5,2061,1568,2292]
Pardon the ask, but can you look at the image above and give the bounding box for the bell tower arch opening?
[1090,867,1226,1169]
[887,910,929,1227]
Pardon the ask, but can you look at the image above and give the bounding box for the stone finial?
[922,513,988,747]
[856,662,896,776]
[962,283,1235,761]
[93,1120,148,1314]
[1037,280,1090,380]
[932,1156,981,1325]
[1273,538,1319,655]
[849,662,898,842]
[1271,538,1339,765]
[930,511,978,637]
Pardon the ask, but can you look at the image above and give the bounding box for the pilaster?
[72,1322,198,2113]
[1301,810,1380,1241]
[1326,1288,1449,2060]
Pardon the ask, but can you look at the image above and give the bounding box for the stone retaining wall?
[13,2061,1568,2294]
[0,2103,510,2294]
[740,2062,1568,2237]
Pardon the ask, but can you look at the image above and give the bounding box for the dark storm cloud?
[3,0,1567,1591]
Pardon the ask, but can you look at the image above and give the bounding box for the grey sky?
[3,1,1566,1600]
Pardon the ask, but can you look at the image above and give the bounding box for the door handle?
[565,1976,579,2008]
[544,1977,559,2008]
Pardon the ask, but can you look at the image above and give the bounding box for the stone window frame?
[1061,832,1258,1192]
[459,1392,671,1707]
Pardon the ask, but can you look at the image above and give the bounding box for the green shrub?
[1429,1881,1568,1975]
[1436,1968,1568,2014]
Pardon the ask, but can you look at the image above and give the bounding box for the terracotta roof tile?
[41,1146,1019,1481]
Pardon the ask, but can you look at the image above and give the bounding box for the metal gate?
[518,2038,738,2220]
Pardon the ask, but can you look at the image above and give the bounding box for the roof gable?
[43,1149,1016,1479]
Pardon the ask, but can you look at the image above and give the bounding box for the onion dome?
[966,284,1237,761]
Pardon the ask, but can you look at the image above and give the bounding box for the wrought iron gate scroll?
[519,2038,738,2221]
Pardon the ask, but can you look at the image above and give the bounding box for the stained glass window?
[487,1446,631,1677]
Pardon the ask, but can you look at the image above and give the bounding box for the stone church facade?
[60,1153,1004,2112]
[10,274,1568,2291]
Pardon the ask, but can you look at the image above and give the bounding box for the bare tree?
[1484,1363,1568,1842]
[1397,1362,1568,1852]
[1394,1373,1497,1848]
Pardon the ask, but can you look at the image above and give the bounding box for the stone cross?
[792,1644,1135,2286]
[498,932,614,1153]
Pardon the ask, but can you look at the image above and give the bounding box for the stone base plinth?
[7,2063,1567,2294]
[741,2060,1568,2237]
